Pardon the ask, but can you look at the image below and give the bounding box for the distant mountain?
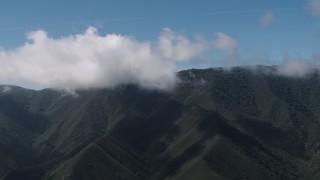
[2,66,320,179]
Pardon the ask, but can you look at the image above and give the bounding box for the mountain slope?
[2,67,320,179]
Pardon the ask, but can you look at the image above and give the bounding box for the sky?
[0,0,320,91]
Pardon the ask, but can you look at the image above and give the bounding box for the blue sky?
[0,0,320,90]
[0,0,314,56]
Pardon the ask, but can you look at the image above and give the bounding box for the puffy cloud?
[260,11,275,29]
[214,32,241,66]
[214,32,237,53]
[306,0,320,16]
[0,27,211,92]
[158,28,209,61]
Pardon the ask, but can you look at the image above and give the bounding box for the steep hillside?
[2,67,320,179]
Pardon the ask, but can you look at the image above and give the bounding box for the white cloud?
[306,0,320,16]
[214,32,237,53]
[0,27,211,92]
[214,32,241,66]
[158,28,209,61]
[260,11,275,29]
[277,57,315,77]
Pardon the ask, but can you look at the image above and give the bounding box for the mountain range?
[1,66,320,179]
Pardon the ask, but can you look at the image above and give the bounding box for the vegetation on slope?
[2,66,320,179]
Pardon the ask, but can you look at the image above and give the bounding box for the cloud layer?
[0,27,210,92]
[1,25,319,93]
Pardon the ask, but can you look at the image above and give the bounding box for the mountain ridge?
[1,66,320,179]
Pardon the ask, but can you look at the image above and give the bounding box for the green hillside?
[2,66,320,179]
